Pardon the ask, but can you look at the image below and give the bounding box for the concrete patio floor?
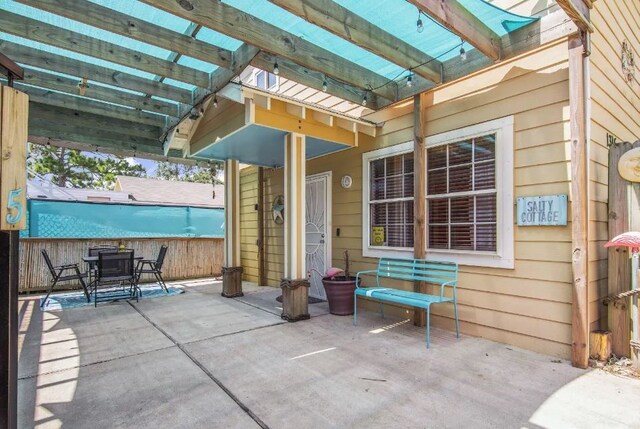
[18,279,640,429]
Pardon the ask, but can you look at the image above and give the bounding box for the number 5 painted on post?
[6,188,23,225]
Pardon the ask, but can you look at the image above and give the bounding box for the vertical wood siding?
[589,0,640,331]
[19,237,223,292]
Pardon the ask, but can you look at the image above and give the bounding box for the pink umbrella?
[605,231,640,251]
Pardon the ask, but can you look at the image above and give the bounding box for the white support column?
[281,133,310,321]
[222,158,243,297]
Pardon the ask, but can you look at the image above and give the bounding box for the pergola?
[0,0,596,426]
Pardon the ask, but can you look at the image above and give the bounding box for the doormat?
[40,284,185,311]
[275,295,325,304]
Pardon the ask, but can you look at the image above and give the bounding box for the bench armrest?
[440,280,457,298]
[355,270,379,288]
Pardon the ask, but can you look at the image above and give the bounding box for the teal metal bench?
[354,258,459,348]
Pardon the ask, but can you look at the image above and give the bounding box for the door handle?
[319,240,325,244]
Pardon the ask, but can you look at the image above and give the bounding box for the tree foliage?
[154,161,222,184]
[28,144,146,189]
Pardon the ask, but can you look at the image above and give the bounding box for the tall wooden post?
[221,158,243,297]
[280,133,310,321]
[257,166,266,286]
[569,33,589,369]
[0,77,28,429]
[607,141,638,357]
[413,93,428,327]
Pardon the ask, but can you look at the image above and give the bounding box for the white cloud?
[124,157,139,166]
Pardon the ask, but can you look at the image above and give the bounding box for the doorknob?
[319,240,325,244]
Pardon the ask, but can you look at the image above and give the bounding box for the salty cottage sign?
[516,195,568,226]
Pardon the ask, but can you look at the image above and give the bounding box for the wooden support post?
[569,33,589,369]
[0,76,27,429]
[607,141,635,357]
[413,92,428,327]
[281,133,310,322]
[257,167,266,286]
[222,159,243,298]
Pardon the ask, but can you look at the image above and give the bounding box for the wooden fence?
[19,237,224,293]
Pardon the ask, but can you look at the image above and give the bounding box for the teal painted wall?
[22,199,224,238]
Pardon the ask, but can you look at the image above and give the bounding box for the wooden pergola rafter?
[1,0,561,159]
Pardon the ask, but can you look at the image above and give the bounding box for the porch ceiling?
[0,0,582,161]
[193,124,350,168]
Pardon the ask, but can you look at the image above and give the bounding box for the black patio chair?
[87,245,118,284]
[94,250,138,306]
[41,249,90,308]
[135,245,168,292]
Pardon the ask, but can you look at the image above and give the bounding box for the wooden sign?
[0,85,29,231]
[516,195,568,226]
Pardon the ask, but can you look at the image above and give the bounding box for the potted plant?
[321,250,358,315]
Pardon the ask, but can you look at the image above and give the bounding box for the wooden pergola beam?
[406,0,502,61]
[2,82,168,127]
[386,10,577,106]
[269,0,442,83]
[29,121,162,153]
[139,0,398,101]
[251,52,379,109]
[16,0,234,70]
[22,67,179,118]
[28,135,192,165]
[0,41,193,104]
[556,0,594,33]
[0,51,23,80]
[29,102,163,140]
[0,10,210,88]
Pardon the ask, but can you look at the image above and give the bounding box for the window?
[427,134,497,251]
[361,118,513,267]
[254,70,278,90]
[426,116,514,268]
[362,142,414,258]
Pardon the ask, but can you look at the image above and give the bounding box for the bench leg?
[353,292,358,326]
[453,300,460,338]
[426,305,431,348]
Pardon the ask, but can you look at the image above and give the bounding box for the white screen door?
[306,172,331,300]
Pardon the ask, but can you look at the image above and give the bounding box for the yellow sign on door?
[372,226,385,246]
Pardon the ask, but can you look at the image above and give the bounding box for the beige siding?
[589,0,640,331]
[239,40,575,358]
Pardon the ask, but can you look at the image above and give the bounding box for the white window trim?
[252,69,279,91]
[362,141,415,259]
[425,116,514,269]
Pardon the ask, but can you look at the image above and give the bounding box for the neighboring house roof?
[115,176,224,208]
[27,180,131,203]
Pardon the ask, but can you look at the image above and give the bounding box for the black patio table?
[85,252,144,306]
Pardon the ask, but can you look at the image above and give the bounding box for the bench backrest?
[376,258,458,286]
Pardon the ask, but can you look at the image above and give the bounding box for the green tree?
[28,144,146,189]
[154,161,222,184]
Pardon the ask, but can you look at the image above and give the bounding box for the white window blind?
[369,152,414,248]
[427,134,497,251]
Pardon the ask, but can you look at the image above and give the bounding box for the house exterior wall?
[588,0,640,332]
[240,38,575,358]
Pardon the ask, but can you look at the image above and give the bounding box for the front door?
[306,172,331,300]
